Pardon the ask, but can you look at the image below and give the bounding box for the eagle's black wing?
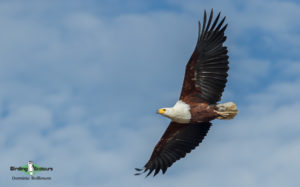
[180,9,229,104]
[135,122,212,176]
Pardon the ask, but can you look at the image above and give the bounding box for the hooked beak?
[157,108,166,114]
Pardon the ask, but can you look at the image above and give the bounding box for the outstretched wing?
[180,9,229,104]
[135,122,212,176]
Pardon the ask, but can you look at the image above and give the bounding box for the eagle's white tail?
[215,102,238,120]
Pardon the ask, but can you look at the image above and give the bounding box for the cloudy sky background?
[1,0,300,186]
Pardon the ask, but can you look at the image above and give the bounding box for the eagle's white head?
[157,100,191,124]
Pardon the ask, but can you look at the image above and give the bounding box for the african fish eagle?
[135,9,238,177]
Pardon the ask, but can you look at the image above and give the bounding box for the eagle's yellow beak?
[157,108,166,114]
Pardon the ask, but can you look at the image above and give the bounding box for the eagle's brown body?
[189,102,218,123]
[135,9,238,177]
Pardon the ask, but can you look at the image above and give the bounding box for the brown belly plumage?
[189,102,218,123]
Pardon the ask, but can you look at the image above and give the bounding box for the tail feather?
[215,102,238,120]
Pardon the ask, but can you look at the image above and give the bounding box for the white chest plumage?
[164,100,191,124]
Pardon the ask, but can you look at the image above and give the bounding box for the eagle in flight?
[135,9,238,177]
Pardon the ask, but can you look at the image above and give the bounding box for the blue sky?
[1,0,300,186]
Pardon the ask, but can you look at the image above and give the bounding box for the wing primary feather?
[220,24,228,34]
[134,167,147,176]
[208,12,220,33]
[203,9,213,38]
[200,10,207,40]
[153,158,163,176]
[146,165,154,177]
[197,21,201,42]
[216,16,226,31]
